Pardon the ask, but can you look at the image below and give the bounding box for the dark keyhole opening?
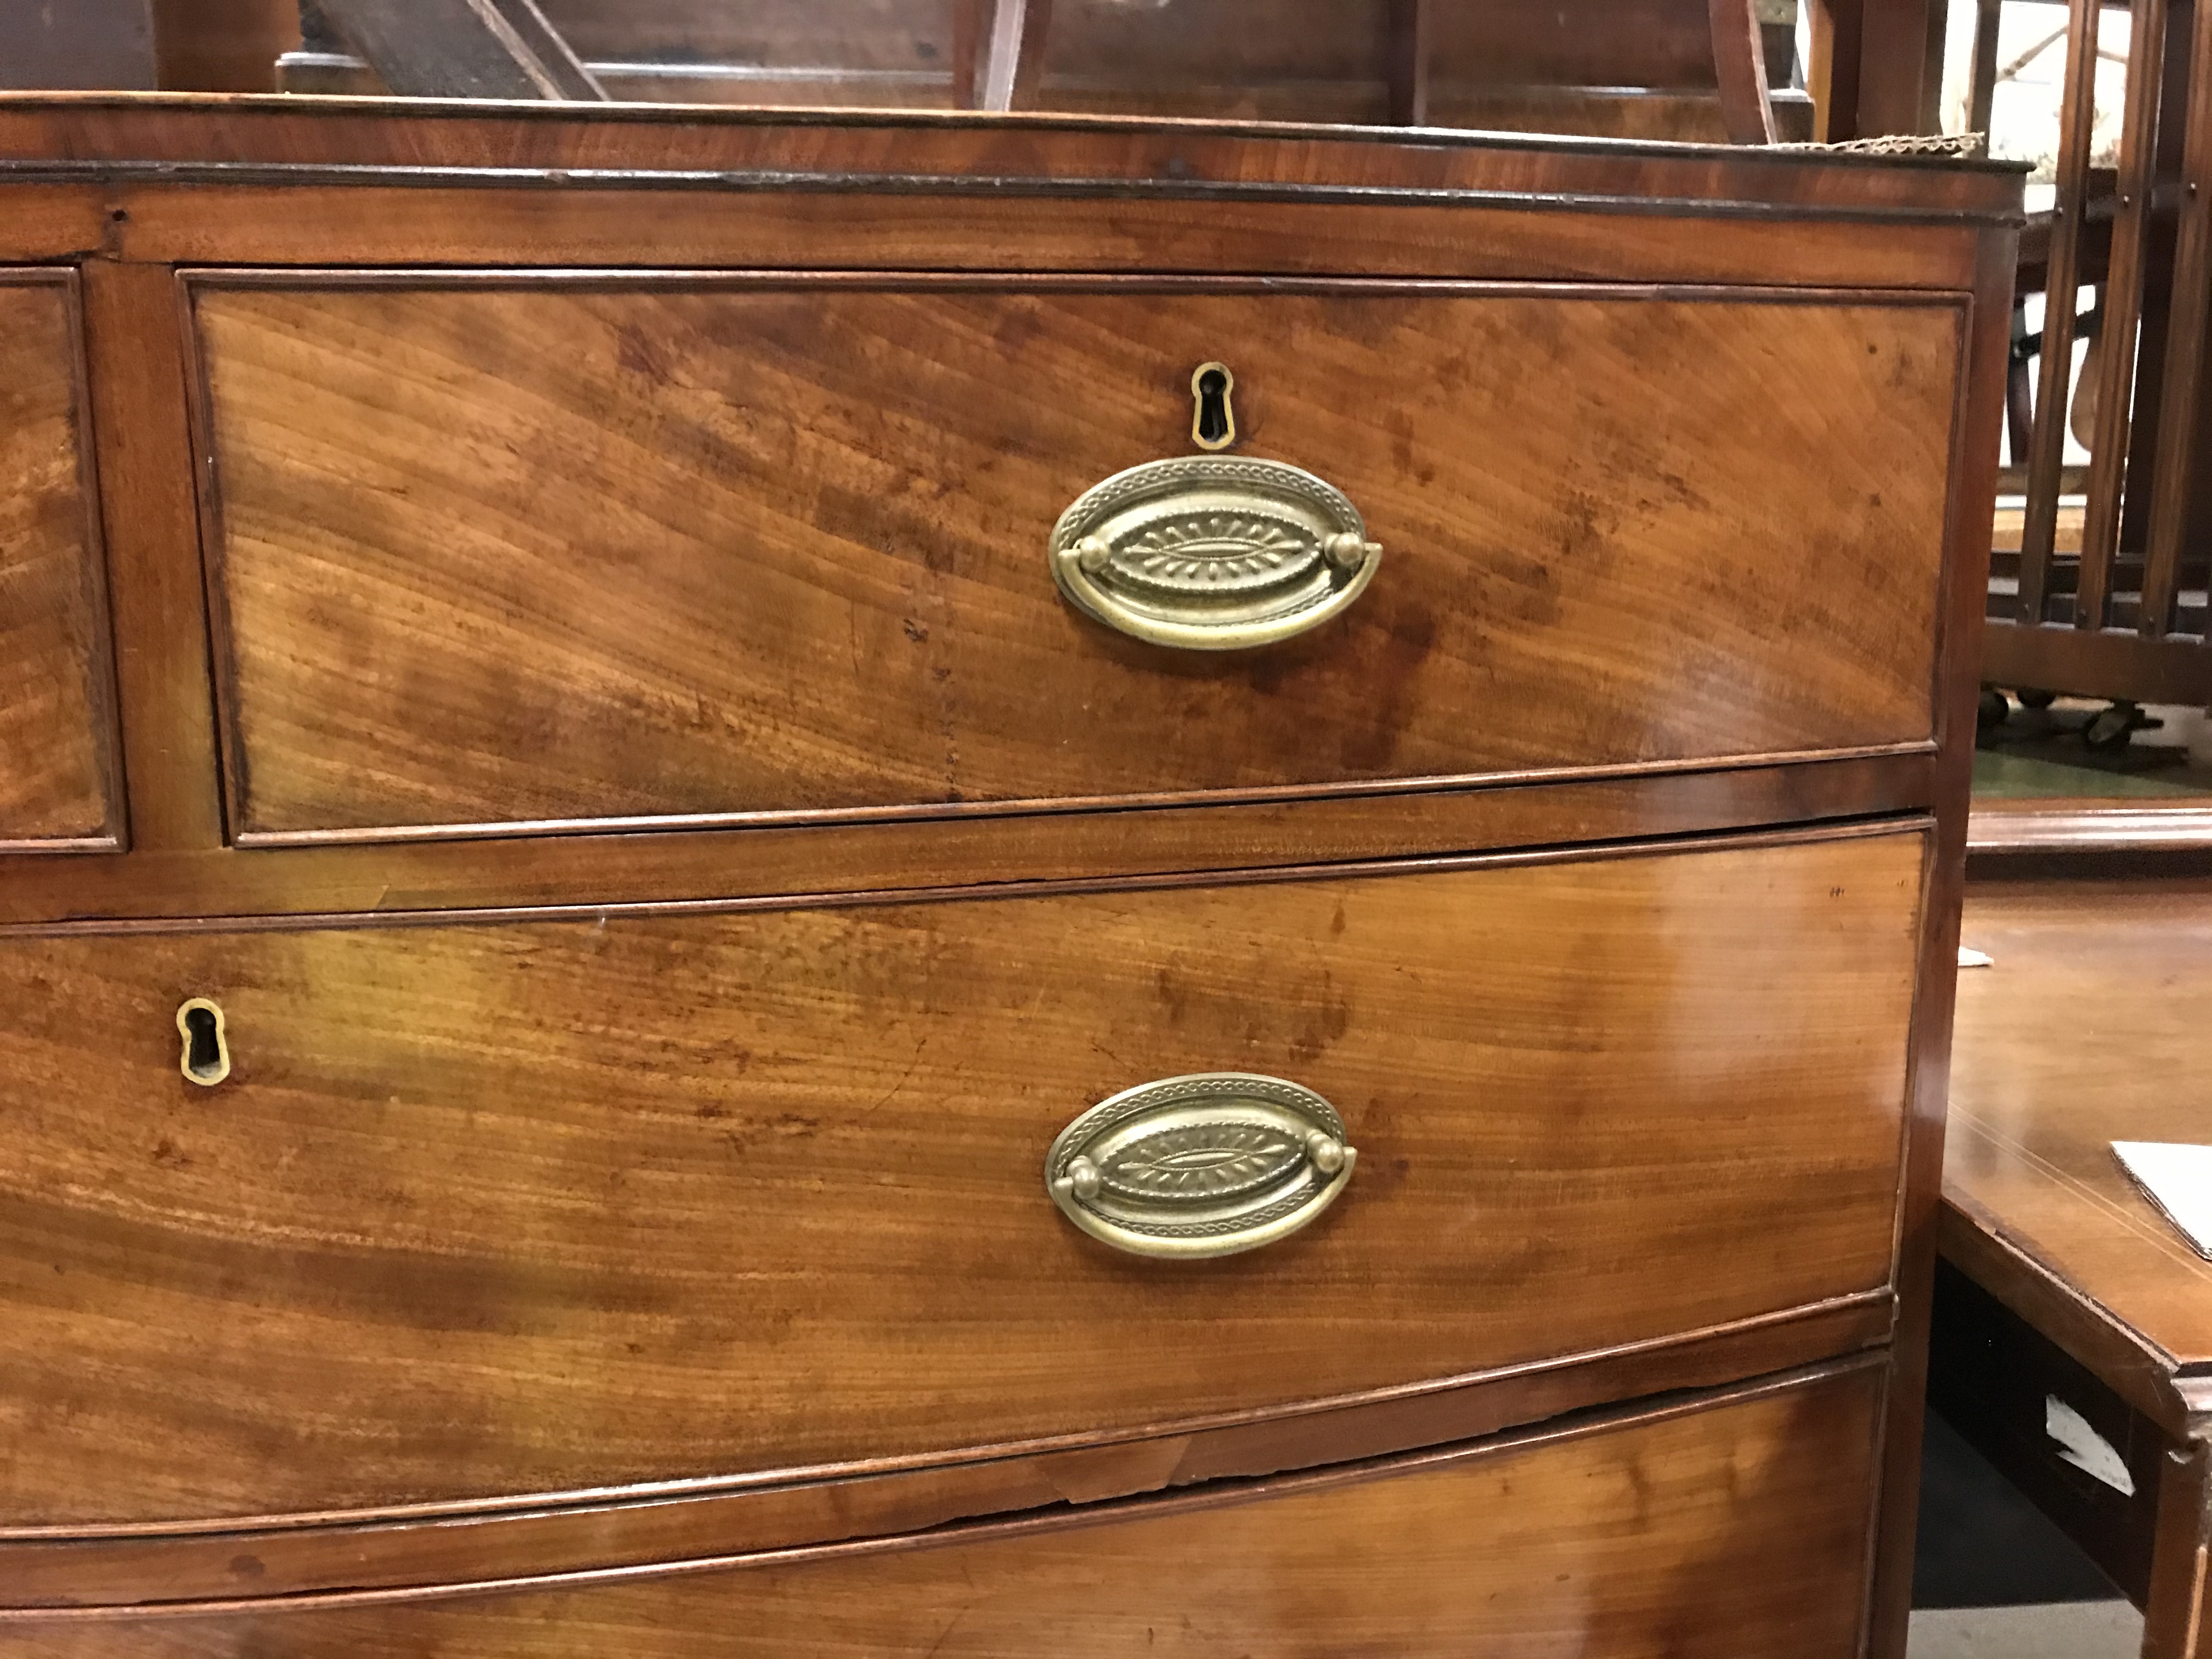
[1194,367,1232,446]
[183,1005,223,1082]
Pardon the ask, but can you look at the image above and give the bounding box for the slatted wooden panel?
[2013,0,2102,629]
[1982,0,2212,707]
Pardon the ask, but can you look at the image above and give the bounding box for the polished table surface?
[1941,878,2212,1659]
[1950,881,2212,1430]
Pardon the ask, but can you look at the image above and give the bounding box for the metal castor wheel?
[2016,687,2058,710]
[2082,700,2160,751]
[1978,687,2012,732]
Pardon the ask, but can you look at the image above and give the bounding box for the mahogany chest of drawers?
[0,94,2017,1656]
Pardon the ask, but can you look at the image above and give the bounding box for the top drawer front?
[0,272,118,850]
[189,277,1960,842]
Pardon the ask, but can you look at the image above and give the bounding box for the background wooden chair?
[1977,0,2212,740]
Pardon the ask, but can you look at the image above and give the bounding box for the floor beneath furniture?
[1908,1601,2142,1656]
[1976,698,2212,798]
[1910,1410,2137,1655]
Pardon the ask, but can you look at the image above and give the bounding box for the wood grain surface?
[0,93,2025,219]
[188,278,1960,839]
[0,1365,1884,1656]
[78,259,226,855]
[1,177,1997,292]
[1946,881,2212,1429]
[0,271,119,850]
[0,831,1922,1524]
[1932,880,2212,1659]
[1865,224,2018,1659]
[0,751,1936,933]
[0,1297,1891,1607]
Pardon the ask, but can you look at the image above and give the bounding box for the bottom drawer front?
[5,1366,1882,1657]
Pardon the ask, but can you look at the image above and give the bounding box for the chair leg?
[1709,0,1780,143]
[954,0,1053,112]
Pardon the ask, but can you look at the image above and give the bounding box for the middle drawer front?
[0,828,1923,1522]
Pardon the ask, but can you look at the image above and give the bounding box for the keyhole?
[177,997,231,1087]
[1190,362,1236,451]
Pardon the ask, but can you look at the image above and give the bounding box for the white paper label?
[2112,1142,2212,1261]
[2045,1396,2135,1496]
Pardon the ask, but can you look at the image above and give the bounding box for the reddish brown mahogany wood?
[0,186,110,260]
[2074,0,2167,628]
[78,258,225,853]
[0,1295,1891,1607]
[1866,221,2018,1659]
[1968,798,2212,855]
[0,831,1921,1525]
[1949,881,2212,1433]
[2013,0,2100,628]
[49,184,1991,290]
[1707,0,1778,143]
[0,749,1934,933]
[0,92,2027,221]
[0,1365,1884,1655]
[182,275,1961,840]
[1385,0,1431,125]
[0,269,121,851]
[0,98,2017,1659]
[2140,0,2212,640]
[2141,1444,2212,1659]
[1933,881,2212,1657]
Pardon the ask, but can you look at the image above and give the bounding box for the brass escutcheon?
[176,997,230,1087]
[1189,362,1237,451]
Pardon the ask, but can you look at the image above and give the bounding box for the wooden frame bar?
[2017,0,2104,627]
[2141,1444,2212,1659]
[1710,0,1781,143]
[2076,0,2169,627]
[76,261,223,853]
[952,0,1051,113]
[1387,0,1433,126]
[2140,0,2212,637]
[1968,0,2004,138]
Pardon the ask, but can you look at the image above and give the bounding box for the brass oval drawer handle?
[1049,456,1381,651]
[1045,1072,1357,1259]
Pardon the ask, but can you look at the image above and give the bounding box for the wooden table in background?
[1939,882,2212,1658]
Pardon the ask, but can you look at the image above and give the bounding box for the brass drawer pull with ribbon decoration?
[1045,1072,1357,1259]
[1048,456,1382,651]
